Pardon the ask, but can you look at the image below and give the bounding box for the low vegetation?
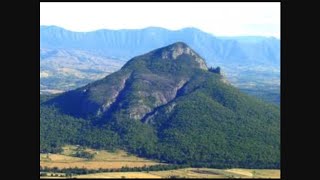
[40,145,280,178]
[40,145,162,170]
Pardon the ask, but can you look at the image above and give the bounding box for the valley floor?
[40,145,280,179]
[40,145,162,169]
[41,168,280,179]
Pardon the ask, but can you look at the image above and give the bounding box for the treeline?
[40,160,279,177]
[40,75,280,169]
[40,164,188,175]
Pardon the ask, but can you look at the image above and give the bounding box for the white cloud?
[40,2,280,38]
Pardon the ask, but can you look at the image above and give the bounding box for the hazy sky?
[40,2,280,38]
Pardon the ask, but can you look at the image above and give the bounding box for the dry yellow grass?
[40,145,280,178]
[72,168,280,179]
[75,172,162,179]
[149,168,226,178]
[61,145,78,156]
[40,145,162,170]
[251,169,280,178]
[225,168,280,178]
[225,168,253,177]
[41,154,85,162]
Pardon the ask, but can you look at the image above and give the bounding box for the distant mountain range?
[41,26,280,67]
[40,26,280,104]
[42,42,280,168]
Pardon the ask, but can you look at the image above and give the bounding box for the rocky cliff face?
[44,42,280,168]
[158,42,208,70]
[46,42,214,121]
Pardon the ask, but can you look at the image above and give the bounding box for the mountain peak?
[163,42,190,59]
[153,42,208,70]
[167,41,189,49]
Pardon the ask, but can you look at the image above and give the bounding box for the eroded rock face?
[125,79,187,120]
[160,42,208,70]
[142,101,177,124]
[129,105,152,120]
[151,91,168,107]
[47,42,214,123]
[96,74,131,116]
[90,72,189,121]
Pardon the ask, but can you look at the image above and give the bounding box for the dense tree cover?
[40,73,280,168]
[40,105,120,153]
[40,42,280,169]
[139,72,280,168]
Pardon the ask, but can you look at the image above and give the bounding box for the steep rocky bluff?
[47,42,210,120]
[44,42,280,168]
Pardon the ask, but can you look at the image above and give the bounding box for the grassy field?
[73,168,280,179]
[40,145,280,178]
[40,145,163,169]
